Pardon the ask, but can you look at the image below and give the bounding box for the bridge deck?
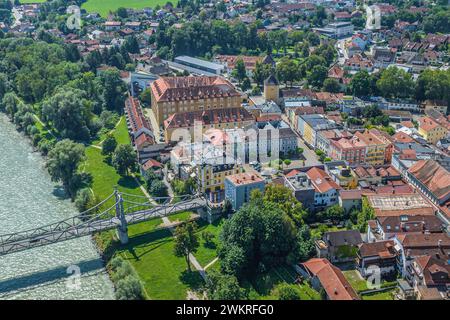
[0,198,207,256]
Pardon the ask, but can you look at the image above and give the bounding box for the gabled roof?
[264,74,279,86]
[408,160,450,203]
[301,258,360,300]
[324,230,363,247]
[306,167,340,193]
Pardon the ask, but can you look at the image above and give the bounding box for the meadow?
[81,0,176,17]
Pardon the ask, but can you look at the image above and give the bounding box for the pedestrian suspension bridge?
[0,190,209,257]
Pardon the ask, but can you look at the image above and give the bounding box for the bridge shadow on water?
[0,258,105,294]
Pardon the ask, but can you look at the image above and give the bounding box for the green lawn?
[343,270,368,292]
[193,219,224,267]
[83,146,145,209]
[167,211,195,223]
[19,0,47,3]
[244,265,321,300]
[116,217,204,299]
[166,213,223,268]
[362,289,396,300]
[343,270,398,294]
[81,0,177,17]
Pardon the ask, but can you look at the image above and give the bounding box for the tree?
[377,67,415,99]
[241,77,251,91]
[350,70,372,97]
[307,65,328,88]
[173,222,200,272]
[263,183,306,226]
[219,200,298,278]
[115,276,145,300]
[276,57,299,87]
[206,269,246,300]
[253,62,272,87]
[322,78,341,93]
[41,89,92,141]
[116,7,128,19]
[140,88,152,106]
[112,144,137,175]
[46,139,86,198]
[415,69,450,105]
[102,135,118,156]
[74,188,96,213]
[148,180,168,199]
[202,230,215,246]
[123,35,140,54]
[272,283,302,300]
[232,59,246,84]
[99,69,127,112]
[323,204,345,222]
[291,225,315,262]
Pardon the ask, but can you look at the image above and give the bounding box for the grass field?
[81,0,176,17]
[116,217,204,299]
[19,0,47,3]
[361,289,396,300]
[244,265,321,300]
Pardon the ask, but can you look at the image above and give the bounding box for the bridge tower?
[114,189,129,244]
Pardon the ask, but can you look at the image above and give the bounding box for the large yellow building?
[150,76,242,126]
[354,130,389,166]
[418,116,448,145]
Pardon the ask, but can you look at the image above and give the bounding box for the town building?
[298,258,360,300]
[354,130,391,166]
[315,230,363,263]
[284,170,316,212]
[150,76,242,126]
[224,172,265,211]
[418,116,447,145]
[163,107,254,143]
[329,136,367,165]
[357,240,398,278]
[173,55,225,75]
[306,167,341,209]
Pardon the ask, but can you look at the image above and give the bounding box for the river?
[0,113,115,300]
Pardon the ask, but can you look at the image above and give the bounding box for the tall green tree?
[173,222,200,272]
[377,67,415,99]
[46,139,86,198]
[112,144,137,176]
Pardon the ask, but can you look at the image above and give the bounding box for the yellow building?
[150,76,242,126]
[354,130,388,166]
[263,74,279,104]
[418,116,448,145]
[199,163,243,194]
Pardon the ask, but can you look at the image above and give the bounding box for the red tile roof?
[151,76,240,103]
[301,258,359,300]
[306,167,340,193]
[408,160,450,203]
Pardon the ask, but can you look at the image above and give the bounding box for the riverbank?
[0,113,115,299]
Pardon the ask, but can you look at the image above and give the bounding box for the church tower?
[263,74,279,103]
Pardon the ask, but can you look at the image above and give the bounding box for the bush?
[272,283,302,300]
[74,188,93,212]
[115,275,145,300]
[109,256,145,300]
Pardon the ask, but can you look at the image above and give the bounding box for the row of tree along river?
[0,113,115,299]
